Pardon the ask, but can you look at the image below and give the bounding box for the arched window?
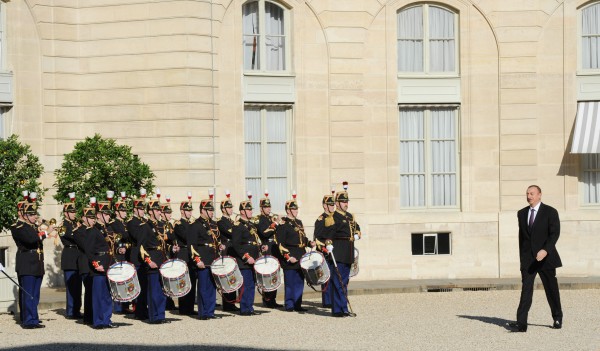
[397,4,458,74]
[243,1,289,72]
[581,2,600,70]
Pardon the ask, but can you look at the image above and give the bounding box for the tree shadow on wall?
[45,244,63,288]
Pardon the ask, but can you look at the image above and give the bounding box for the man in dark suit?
[509,185,563,332]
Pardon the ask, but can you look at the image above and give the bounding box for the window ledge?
[244,72,296,78]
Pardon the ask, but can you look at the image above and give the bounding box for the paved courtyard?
[1,289,599,350]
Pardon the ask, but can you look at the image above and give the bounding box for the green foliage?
[0,135,45,231]
[53,134,154,215]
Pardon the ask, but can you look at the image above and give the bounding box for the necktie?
[528,208,535,228]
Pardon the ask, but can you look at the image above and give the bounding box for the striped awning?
[571,101,600,153]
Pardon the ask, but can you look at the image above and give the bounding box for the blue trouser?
[81,273,93,325]
[146,272,166,322]
[134,265,148,320]
[196,268,216,317]
[321,282,331,307]
[330,262,350,314]
[240,269,256,313]
[64,270,82,317]
[179,269,197,315]
[92,275,113,327]
[19,275,42,326]
[284,269,304,310]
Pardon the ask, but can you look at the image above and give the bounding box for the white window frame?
[398,106,460,209]
[578,2,600,74]
[0,2,4,70]
[244,104,294,212]
[581,153,600,205]
[397,4,459,77]
[242,0,292,74]
[412,232,451,255]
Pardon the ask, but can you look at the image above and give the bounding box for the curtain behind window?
[397,6,424,72]
[583,154,600,203]
[266,108,287,208]
[430,108,456,206]
[399,109,425,206]
[245,107,262,207]
[429,6,455,72]
[243,2,260,70]
[265,2,285,71]
[583,4,600,69]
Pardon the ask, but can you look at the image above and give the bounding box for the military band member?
[231,200,268,316]
[160,200,177,311]
[277,197,314,312]
[189,199,224,320]
[80,206,117,329]
[216,193,240,312]
[59,199,83,319]
[141,199,171,324]
[173,199,196,315]
[10,195,53,329]
[111,198,132,314]
[255,194,282,308]
[326,189,361,317]
[313,194,336,308]
[126,197,151,320]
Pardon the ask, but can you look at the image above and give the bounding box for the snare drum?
[210,256,243,293]
[159,259,191,298]
[300,251,330,285]
[253,255,282,292]
[107,261,140,302]
[350,247,359,278]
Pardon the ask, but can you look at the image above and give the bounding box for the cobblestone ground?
[1,289,599,351]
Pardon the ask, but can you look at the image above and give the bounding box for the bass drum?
[350,247,359,278]
[159,259,192,298]
[107,261,140,302]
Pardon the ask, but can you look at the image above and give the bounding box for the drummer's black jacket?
[80,224,112,277]
[314,212,335,255]
[140,219,168,273]
[188,217,220,267]
[217,216,233,243]
[73,225,90,275]
[231,218,261,270]
[59,218,81,271]
[276,217,308,270]
[173,217,193,262]
[326,210,360,265]
[126,215,148,266]
[111,218,129,262]
[10,219,45,276]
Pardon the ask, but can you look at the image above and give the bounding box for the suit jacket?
[517,202,562,271]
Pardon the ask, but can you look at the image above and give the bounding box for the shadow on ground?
[1,344,288,351]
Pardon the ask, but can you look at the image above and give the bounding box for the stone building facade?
[1,0,599,311]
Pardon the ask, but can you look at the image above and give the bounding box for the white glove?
[326,245,334,253]
[354,234,360,241]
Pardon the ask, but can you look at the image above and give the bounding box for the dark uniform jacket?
[314,212,335,257]
[139,219,168,273]
[111,218,130,262]
[82,224,112,277]
[326,210,361,265]
[10,219,45,276]
[517,203,562,271]
[217,216,234,255]
[231,218,261,270]
[59,219,80,271]
[188,217,221,267]
[126,215,148,266]
[173,217,194,263]
[73,225,90,275]
[276,217,309,270]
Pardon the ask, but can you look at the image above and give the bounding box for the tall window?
[582,3,600,70]
[399,107,459,208]
[583,154,600,204]
[243,1,288,72]
[244,105,292,210]
[397,4,457,74]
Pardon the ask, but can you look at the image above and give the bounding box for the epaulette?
[317,215,324,221]
[234,220,241,226]
[139,222,145,226]
[173,219,181,226]
[324,214,335,227]
[216,216,222,221]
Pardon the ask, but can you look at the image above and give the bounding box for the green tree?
[0,135,45,231]
[53,134,154,213]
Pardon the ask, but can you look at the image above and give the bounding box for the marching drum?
[300,251,330,285]
[159,259,192,298]
[350,247,359,278]
[107,261,141,302]
[253,255,282,292]
[211,256,243,293]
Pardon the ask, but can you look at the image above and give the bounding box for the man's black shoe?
[22,324,45,329]
[240,311,258,316]
[223,306,240,312]
[323,304,332,308]
[285,308,294,312]
[508,322,527,332]
[332,312,347,318]
[552,320,562,329]
[150,319,170,324]
[294,307,308,312]
[344,312,356,317]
